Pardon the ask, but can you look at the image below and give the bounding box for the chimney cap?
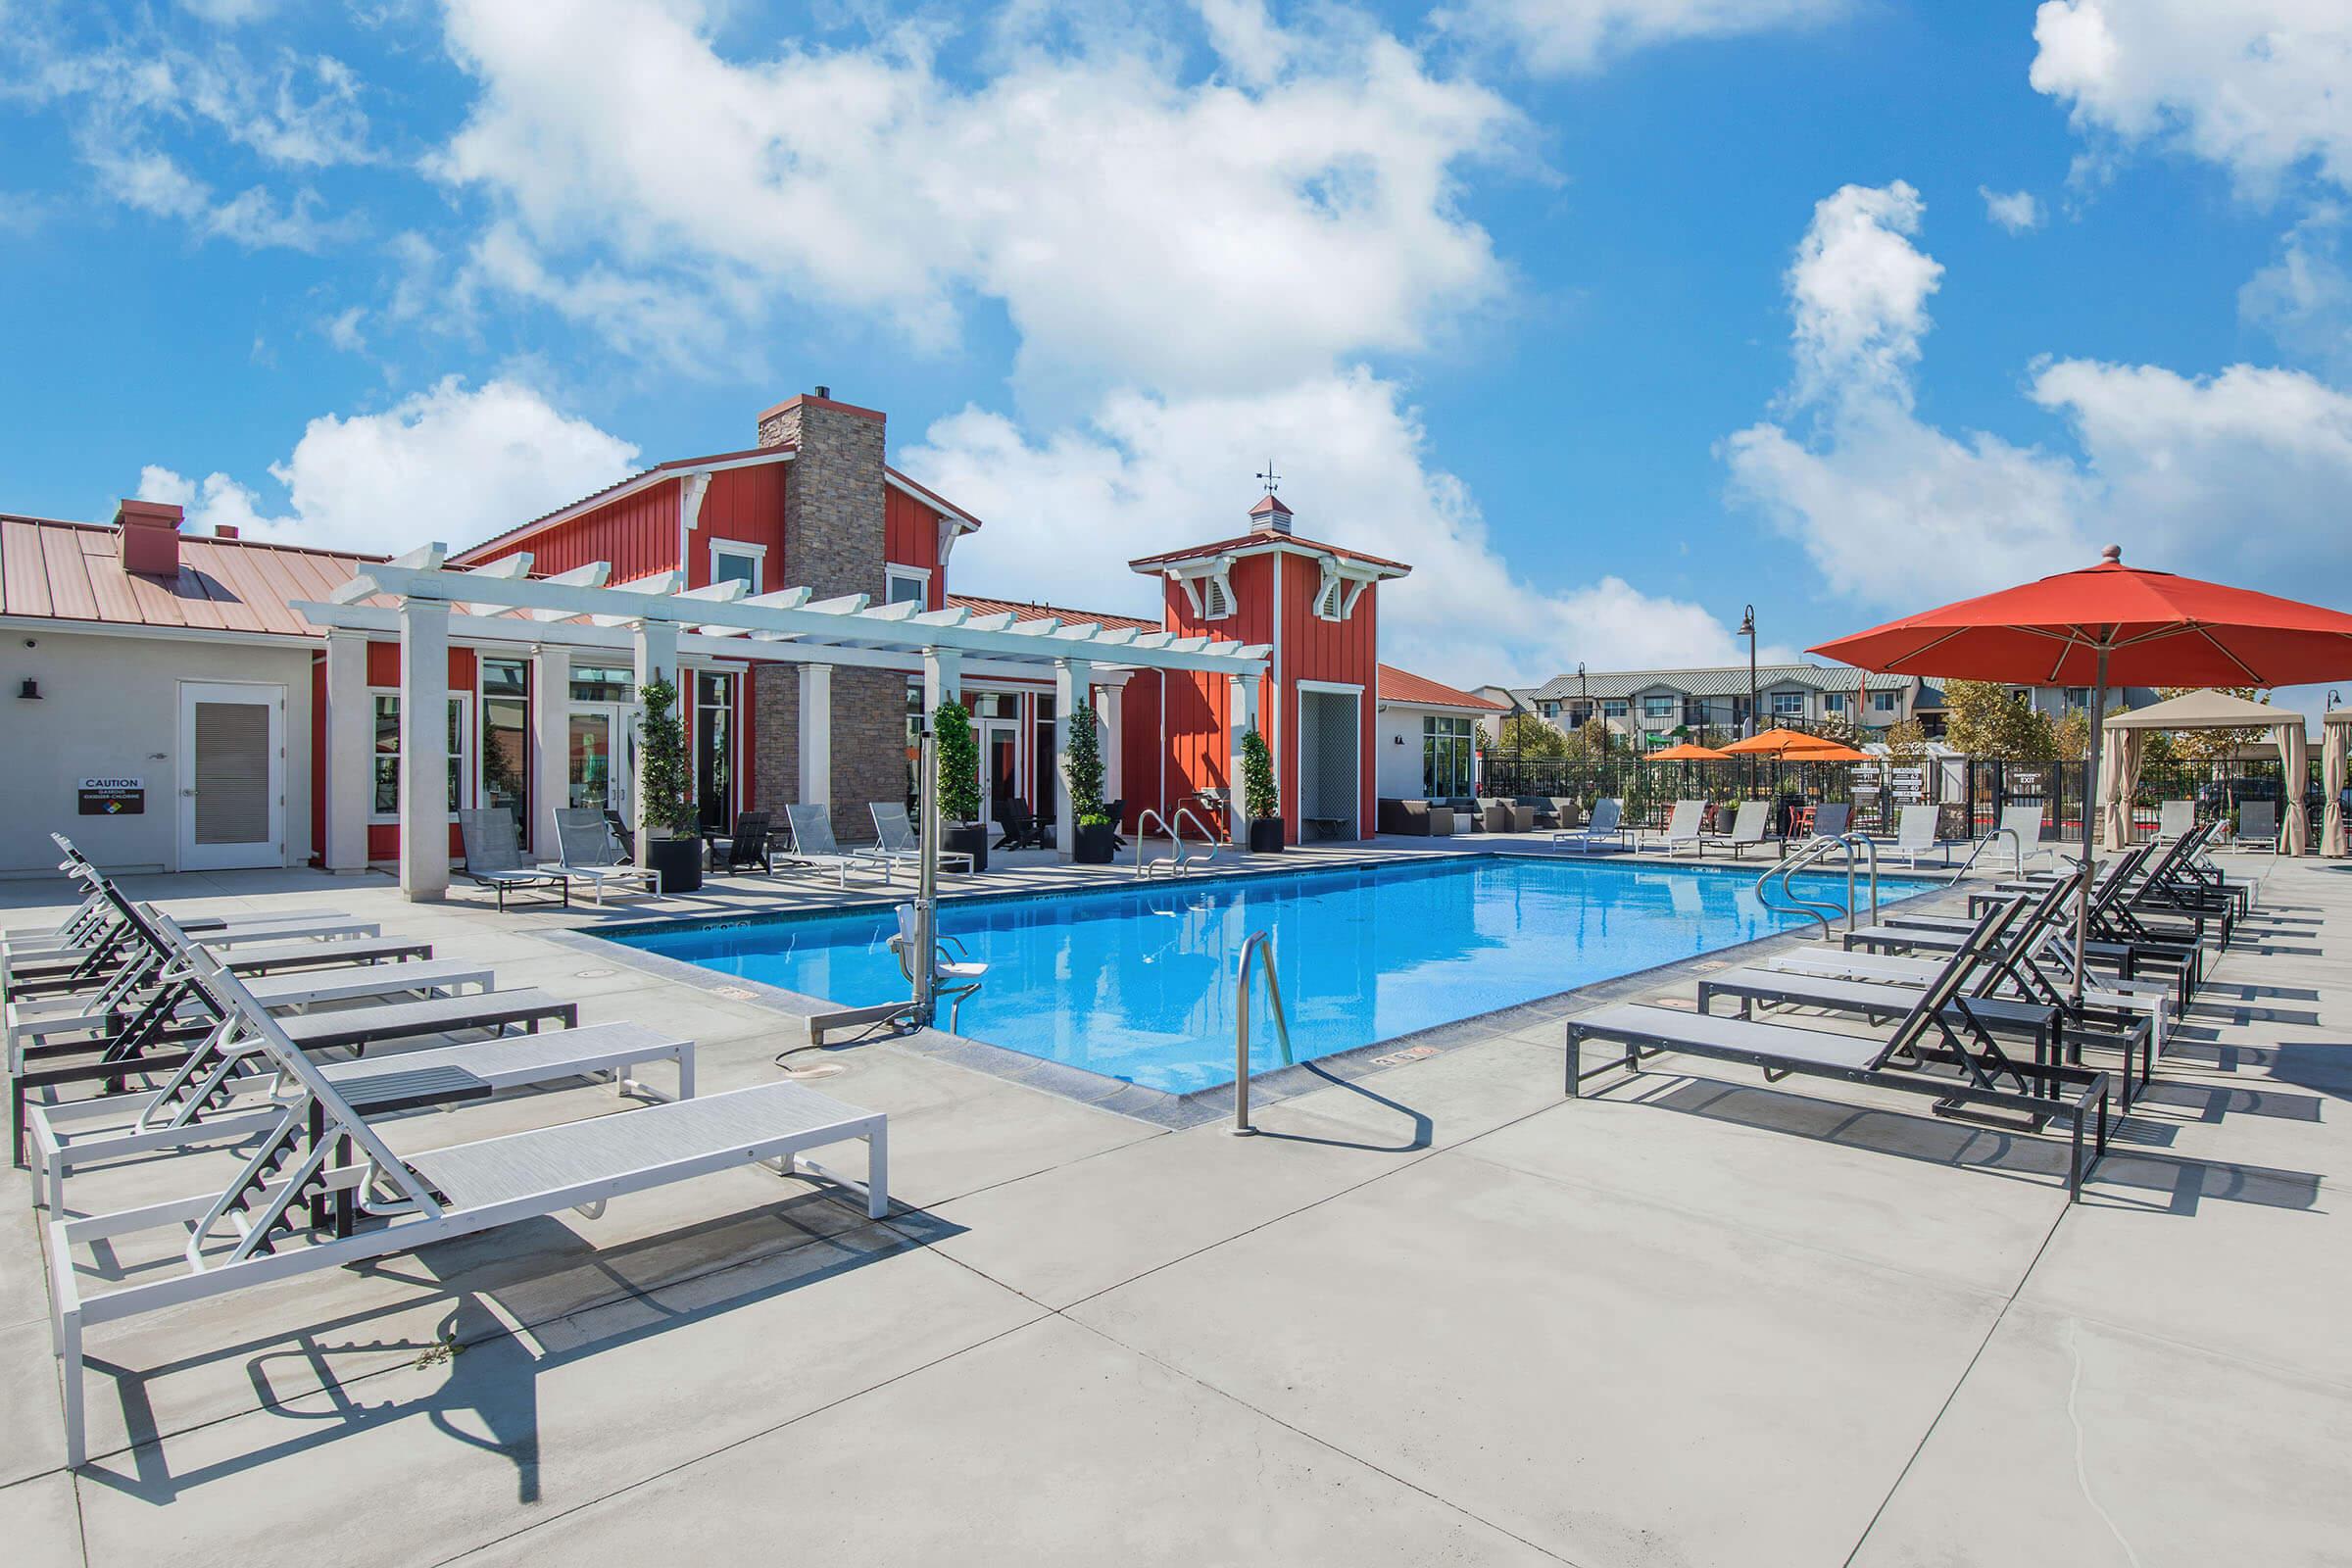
[814,384,831,399]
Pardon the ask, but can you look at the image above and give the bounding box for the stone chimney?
[115,499,184,577]
[755,388,887,601]
[1248,492,1294,536]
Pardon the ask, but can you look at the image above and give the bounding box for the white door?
[978,719,1021,830]
[178,682,286,870]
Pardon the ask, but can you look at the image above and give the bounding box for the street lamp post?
[1738,605,1758,802]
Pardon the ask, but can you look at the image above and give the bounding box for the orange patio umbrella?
[1647,741,1730,760]
[1786,737,1873,762]
[1720,727,1820,756]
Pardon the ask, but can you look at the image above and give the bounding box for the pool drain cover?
[712,985,758,1001]
[574,967,615,980]
[1370,1045,1439,1067]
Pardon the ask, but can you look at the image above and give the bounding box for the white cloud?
[1724,181,2091,606]
[2030,1,2352,198]
[2240,204,2352,372]
[137,377,640,555]
[1980,185,2043,233]
[430,0,1517,398]
[906,368,1759,687]
[1436,0,1847,74]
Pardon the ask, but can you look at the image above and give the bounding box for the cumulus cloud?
[1726,177,2352,608]
[2240,205,2352,373]
[1435,0,1847,74]
[137,377,640,555]
[906,368,1760,686]
[1980,185,2043,233]
[2030,1,2352,198]
[429,0,1518,399]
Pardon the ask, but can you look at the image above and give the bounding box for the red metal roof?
[1127,531,1411,575]
[1380,663,1503,710]
[0,514,375,638]
[946,593,1163,633]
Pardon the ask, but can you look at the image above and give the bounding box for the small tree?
[1940,679,2050,760]
[1498,711,1568,759]
[635,678,698,837]
[1882,717,1930,768]
[1240,729,1279,821]
[934,702,980,825]
[2052,708,2092,762]
[1061,703,1108,824]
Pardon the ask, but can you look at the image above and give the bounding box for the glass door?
[568,705,630,821]
[695,670,735,835]
[980,718,1020,829]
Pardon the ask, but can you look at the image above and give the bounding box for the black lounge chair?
[710,810,777,875]
[992,798,1050,851]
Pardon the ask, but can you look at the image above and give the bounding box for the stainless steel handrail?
[1135,806,1216,878]
[1230,930,1294,1136]
[1954,827,2024,878]
[1757,835,1846,939]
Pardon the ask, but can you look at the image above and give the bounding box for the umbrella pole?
[2072,652,2108,1009]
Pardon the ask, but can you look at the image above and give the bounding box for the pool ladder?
[1758,832,1881,940]
[1135,806,1217,879]
[1230,930,1295,1135]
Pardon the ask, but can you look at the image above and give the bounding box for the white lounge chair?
[869,803,974,875]
[1552,798,1628,854]
[2154,799,2194,843]
[785,804,896,889]
[1700,800,1773,859]
[2232,799,2278,853]
[459,808,572,910]
[1646,801,1706,857]
[1878,802,1947,868]
[44,944,886,1468]
[540,808,662,903]
[1997,803,2056,873]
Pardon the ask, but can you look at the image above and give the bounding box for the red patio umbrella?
[1812,545,2352,1000]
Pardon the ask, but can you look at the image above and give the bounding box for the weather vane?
[1256,460,1282,497]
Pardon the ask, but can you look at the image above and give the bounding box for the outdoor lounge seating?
[1877,802,1948,868]
[1478,797,1536,833]
[458,809,571,911]
[1553,797,1628,854]
[1997,803,2055,873]
[538,808,662,903]
[1566,902,2113,1200]
[991,797,1051,850]
[2233,799,2278,852]
[1646,800,1706,857]
[2155,799,2195,842]
[1700,800,1772,858]
[784,804,897,888]
[870,802,975,874]
[709,809,779,875]
[1377,799,1454,836]
[44,943,886,1468]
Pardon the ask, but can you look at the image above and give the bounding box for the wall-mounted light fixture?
[18,678,41,700]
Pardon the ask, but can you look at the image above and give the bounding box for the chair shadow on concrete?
[1610,1072,2324,1218]
[80,1188,961,1506]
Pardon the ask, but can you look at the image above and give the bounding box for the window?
[371,693,466,817]
[479,659,529,836]
[2063,686,2088,711]
[1539,701,1558,718]
[569,663,634,704]
[1642,695,1675,719]
[1602,699,1628,718]
[695,671,736,834]
[886,565,930,606]
[1772,691,1804,717]
[1872,690,1899,714]
[710,542,764,595]
[1823,692,1845,713]
[1423,714,1475,797]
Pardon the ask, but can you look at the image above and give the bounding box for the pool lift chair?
[888,904,987,1035]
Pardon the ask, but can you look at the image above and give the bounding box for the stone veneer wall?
[748,394,906,842]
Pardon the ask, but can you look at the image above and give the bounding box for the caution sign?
[77,777,144,816]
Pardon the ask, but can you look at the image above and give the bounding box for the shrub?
[635,678,698,837]
[1241,729,1279,820]
[1061,703,1105,822]
[934,702,980,824]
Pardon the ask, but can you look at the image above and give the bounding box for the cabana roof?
[2102,690,2303,731]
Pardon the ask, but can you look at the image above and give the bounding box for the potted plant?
[934,701,989,873]
[1061,704,1118,864]
[1241,728,1283,853]
[635,676,702,894]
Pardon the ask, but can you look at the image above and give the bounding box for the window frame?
[368,687,470,823]
[1422,712,1475,798]
[709,540,767,595]
[885,564,931,607]
[1871,689,1900,714]
[1770,690,1805,718]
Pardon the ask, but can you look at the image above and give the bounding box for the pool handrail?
[1135,806,1216,879]
[1759,832,1880,938]
[1230,930,1294,1136]
[1954,826,2024,879]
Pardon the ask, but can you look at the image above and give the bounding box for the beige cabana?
[2326,708,2351,858]
[2104,689,2314,854]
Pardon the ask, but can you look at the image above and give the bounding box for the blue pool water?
[609,855,1937,1096]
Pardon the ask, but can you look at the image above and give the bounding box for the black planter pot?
[944,822,990,874]
[645,836,704,895]
[1073,822,1118,864]
[1248,817,1285,854]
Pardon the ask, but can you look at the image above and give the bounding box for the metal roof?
[0,514,375,638]
[946,593,1161,634]
[1528,663,1913,703]
[1380,664,1504,710]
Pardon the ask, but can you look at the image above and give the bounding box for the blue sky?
[4,1,2350,710]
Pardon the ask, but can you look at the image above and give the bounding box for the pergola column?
[632,618,678,854]
[1099,678,1125,808]
[398,600,450,902]
[798,663,832,814]
[322,628,370,873]
[921,647,962,712]
[531,645,570,858]
[1228,673,1258,846]
[1054,658,1091,858]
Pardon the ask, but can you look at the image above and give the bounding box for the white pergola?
[296,544,1270,901]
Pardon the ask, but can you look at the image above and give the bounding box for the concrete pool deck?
[2,840,2345,1565]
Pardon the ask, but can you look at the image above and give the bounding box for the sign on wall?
[77,777,144,816]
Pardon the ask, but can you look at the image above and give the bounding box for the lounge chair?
[1877,802,1947,868]
[1646,800,1706,857]
[1700,800,1773,859]
[991,797,1051,850]
[1565,902,2112,1200]
[1997,804,2054,873]
[44,942,887,1468]
[540,808,662,904]
[784,804,896,889]
[1806,802,1851,841]
[869,803,975,874]
[458,809,570,911]
[2233,799,2278,853]
[710,810,778,875]
[1377,799,1454,836]
[1553,797,1628,854]
[5,843,343,964]
[888,904,988,1033]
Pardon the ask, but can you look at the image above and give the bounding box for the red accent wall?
[309,651,326,866]
[684,464,791,590]
[1276,557,1380,842]
[884,486,946,608]
[364,641,479,861]
[515,478,682,582]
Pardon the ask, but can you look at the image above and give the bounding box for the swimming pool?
[607,855,1941,1097]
